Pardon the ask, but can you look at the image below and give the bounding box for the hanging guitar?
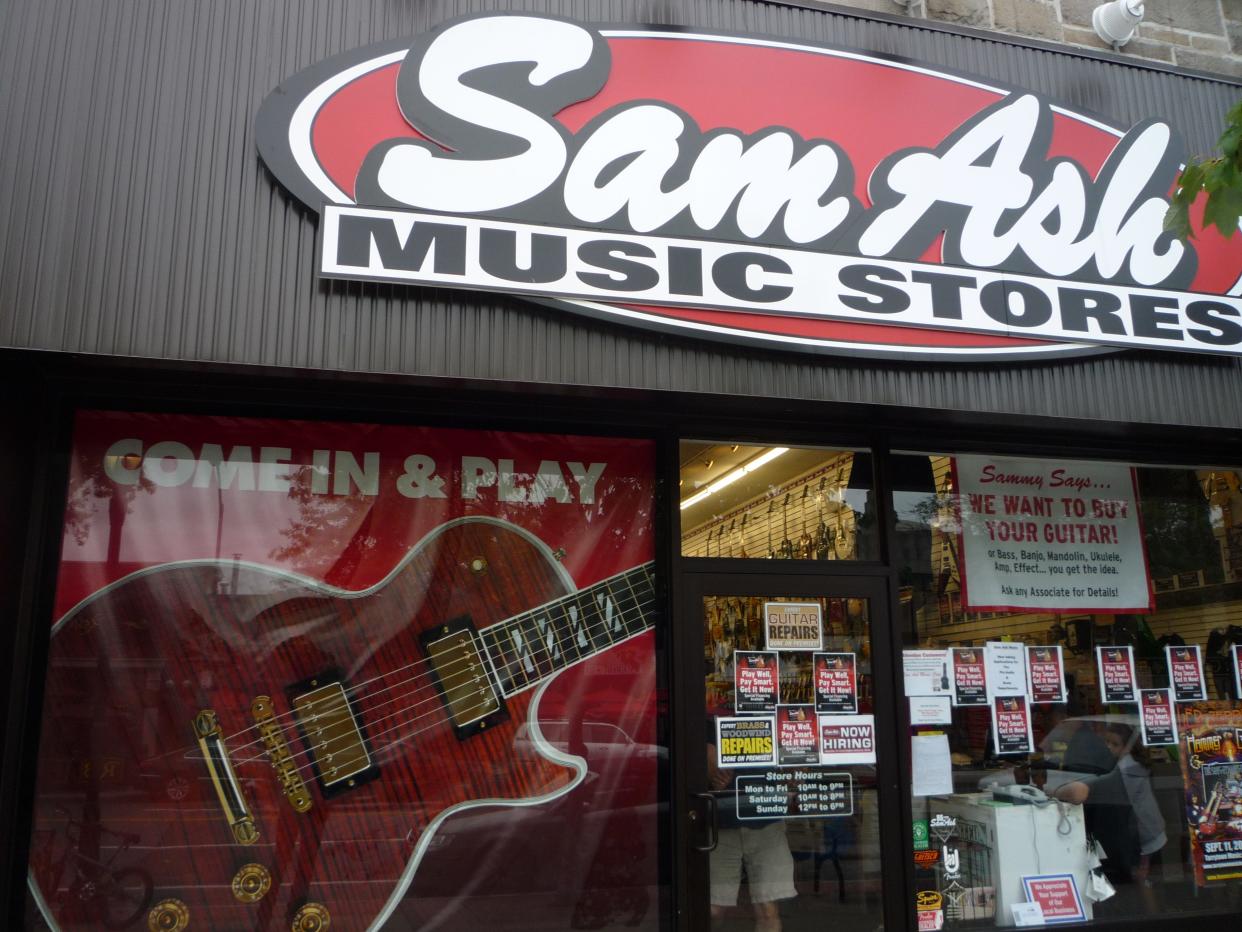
[797,486,814,559]
[778,492,796,560]
[766,500,778,559]
[27,517,656,932]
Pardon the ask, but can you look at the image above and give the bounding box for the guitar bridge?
[251,695,313,812]
[289,672,380,797]
[193,709,259,845]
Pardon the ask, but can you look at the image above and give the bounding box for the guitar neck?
[478,563,656,697]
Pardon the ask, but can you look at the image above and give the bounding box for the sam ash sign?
[256,14,1242,361]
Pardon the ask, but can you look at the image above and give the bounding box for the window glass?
[680,442,878,560]
[700,595,885,931]
[895,453,1242,927]
[26,411,663,931]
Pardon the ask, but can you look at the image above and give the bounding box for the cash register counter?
[931,792,1093,926]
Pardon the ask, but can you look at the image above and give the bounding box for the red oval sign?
[257,15,1242,361]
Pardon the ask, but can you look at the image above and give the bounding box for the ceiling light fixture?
[680,447,790,510]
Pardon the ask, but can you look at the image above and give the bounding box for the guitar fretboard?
[479,563,655,697]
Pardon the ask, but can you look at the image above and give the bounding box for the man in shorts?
[707,746,797,930]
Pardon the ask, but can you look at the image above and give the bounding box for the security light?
[1092,0,1144,47]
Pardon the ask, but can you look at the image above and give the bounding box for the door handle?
[691,792,718,852]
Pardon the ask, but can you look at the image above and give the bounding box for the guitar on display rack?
[778,492,795,560]
[28,518,657,932]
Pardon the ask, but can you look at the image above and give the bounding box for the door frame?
[670,565,910,932]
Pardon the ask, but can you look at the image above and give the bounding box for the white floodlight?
[1092,0,1145,47]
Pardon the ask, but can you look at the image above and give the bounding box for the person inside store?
[1052,722,1166,910]
[706,744,797,931]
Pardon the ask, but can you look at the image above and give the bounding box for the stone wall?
[804,0,1242,78]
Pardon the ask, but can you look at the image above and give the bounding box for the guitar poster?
[776,705,820,766]
[1166,644,1208,702]
[949,647,988,706]
[34,411,660,931]
[814,652,858,714]
[1139,689,1178,746]
[1176,705,1242,886]
[1026,646,1067,704]
[735,651,780,713]
[1096,645,1139,703]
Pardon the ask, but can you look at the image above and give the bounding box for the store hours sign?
[955,455,1152,612]
[256,14,1242,361]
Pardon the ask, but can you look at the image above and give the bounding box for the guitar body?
[29,520,589,931]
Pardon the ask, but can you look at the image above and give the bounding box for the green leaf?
[1166,98,1242,241]
[1163,200,1194,239]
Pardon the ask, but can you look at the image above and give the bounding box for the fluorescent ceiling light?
[680,447,789,510]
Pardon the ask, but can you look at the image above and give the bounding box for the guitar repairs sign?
[955,455,1152,613]
[256,14,1242,363]
[764,602,823,651]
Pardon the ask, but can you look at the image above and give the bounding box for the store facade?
[1,2,1242,931]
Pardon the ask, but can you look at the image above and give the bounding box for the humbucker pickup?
[421,616,508,740]
[288,672,380,797]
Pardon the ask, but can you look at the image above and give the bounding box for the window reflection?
[898,454,1242,926]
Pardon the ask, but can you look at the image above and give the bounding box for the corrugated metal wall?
[1,0,1241,428]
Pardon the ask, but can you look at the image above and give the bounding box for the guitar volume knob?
[232,862,272,902]
[291,902,330,931]
[148,898,190,931]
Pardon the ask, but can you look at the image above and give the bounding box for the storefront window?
[895,452,1242,927]
[680,443,878,560]
[25,412,664,931]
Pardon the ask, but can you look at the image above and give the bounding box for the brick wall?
[804,0,1242,78]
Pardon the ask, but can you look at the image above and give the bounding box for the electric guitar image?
[27,517,656,931]
[1199,785,1225,837]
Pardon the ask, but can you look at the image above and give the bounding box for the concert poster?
[776,704,820,766]
[1177,704,1242,886]
[991,695,1034,756]
[1095,645,1139,704]
[814,652,858,714]
[1138,689,1177,746]
[949,647,988,707]
[29,411,660,931]
[1026,645,1067,704]
[1166,644,1208,702]
[735,651,780,713]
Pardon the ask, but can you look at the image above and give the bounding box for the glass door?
[677,575,901,932]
